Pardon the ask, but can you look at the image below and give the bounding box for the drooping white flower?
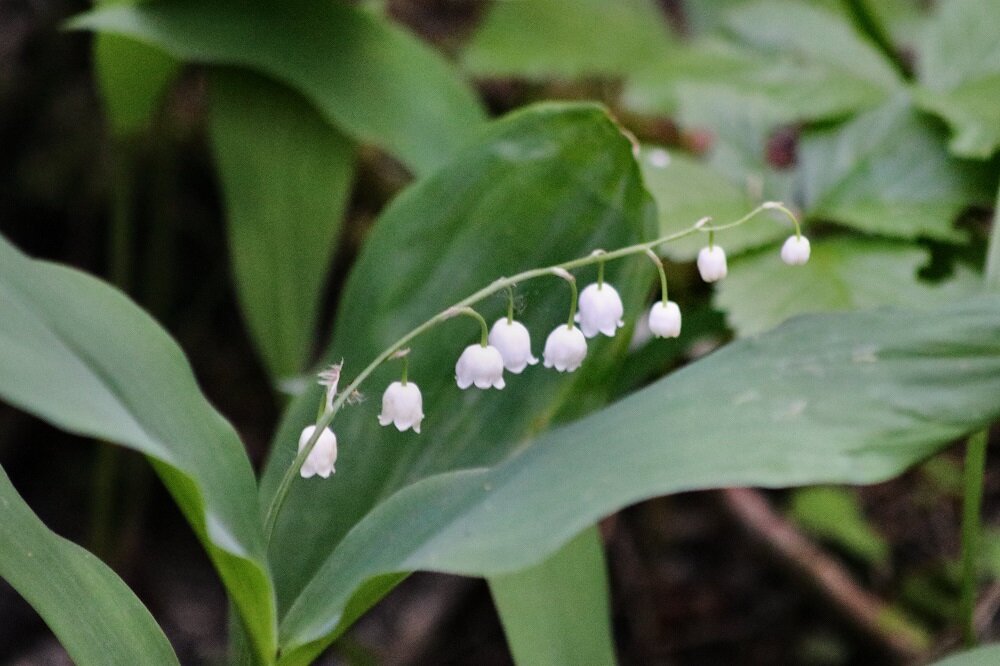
[697,245,727,282]
[575,282,625,338]
[298,425,337,479]
[542,324,588,372]
[780,235,811,265]
[488,319,538,373]
[378,381,424,433]
[648,301,682,338]
[455,344,505,389]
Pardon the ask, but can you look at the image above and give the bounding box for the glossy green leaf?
[209,70,355,381]
[0,235,275,662]
[70,0,486,175]
[638,146,786,261]
[715,237,979,336]
[462,0,673,78]
[0,466,178,665]
[933,645,1000,666]
[92,0,179,136]
[259,102,655,622]
[915,0,1000,158]
[798,97,993,241]
[489,526,616,666]
[789,486,889,565]
[279,294,1000,662]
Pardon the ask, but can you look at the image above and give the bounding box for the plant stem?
[961,430,988,647]
[262,203,782,543]
[959,177,1000,645]
[644,248,669,305]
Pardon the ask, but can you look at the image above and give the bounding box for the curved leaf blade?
[0,466,178,665]
[0,235,276,662]
[70,0,486,175]
[489,526,616,666]
[209,70,355,381]
[279,294,1000,659]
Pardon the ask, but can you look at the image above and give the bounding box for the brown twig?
[719,487,930,661]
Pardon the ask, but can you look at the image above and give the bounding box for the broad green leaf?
[209,70,355,381]
[798,96,993,241]
[933,645,1000,666]
[789,486,890,566]
[638,146,786,261]
[259,103,655,616]
[461,0,672,79]
[489,526,616,666]
[0,465,178,665]
[715,237,978,336]
[915,0,1000,158]
[624,0,901,123]
[92,0,179,136]
[279,294,1000,662]
[0,235,276,662]
[70,0,486,176]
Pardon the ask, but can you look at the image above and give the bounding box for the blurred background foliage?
[1,0,1000,663]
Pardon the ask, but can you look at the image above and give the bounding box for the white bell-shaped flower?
[697,245,727,282]
[378,381,424,433]
[780,235,811,265]
[298,425,337,479]
[542,324,588,372]
[575,282,625,338]
[455,344,506,389]
[648,301,682,338]
[488,319,538,374]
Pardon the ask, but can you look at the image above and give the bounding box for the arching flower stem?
[263,202,788,543]
[645,248,669,305]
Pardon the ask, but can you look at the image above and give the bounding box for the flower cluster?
[291,202,809,481]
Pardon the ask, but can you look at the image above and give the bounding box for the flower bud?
[455,344,506,389]
[298,425,337,478]
[697,245,727,282]
[488,319,538,374]
[780,235,811,265]
[378,381,424,433]
[576,283,625,338]
[648,301,682,338]
[542,324,588,372]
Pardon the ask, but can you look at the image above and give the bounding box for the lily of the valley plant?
[264,201,806,536]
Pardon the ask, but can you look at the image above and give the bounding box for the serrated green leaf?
[624,0,901,124]
[639,146,786,261]
[256,102,656,646]
[789,486,890,565]
[70,0,485,176]
[799,96,993,241]
[489,526,616,666]
[0,466,178,665]
[278,294,1000,661]
[208,70,354,381]
[462,0,672,79]
[715,237,978,336]
[0,235,276,663]
[915,0,1000,158]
